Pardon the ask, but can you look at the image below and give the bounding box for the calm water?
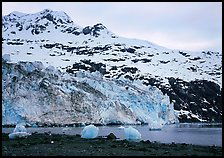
[2,123,222,147]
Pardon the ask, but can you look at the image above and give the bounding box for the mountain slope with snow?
[2,9,222,123]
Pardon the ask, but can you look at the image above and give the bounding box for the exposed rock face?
[82,26,92,35]
[162,78,222,122]
[82,23,107,37]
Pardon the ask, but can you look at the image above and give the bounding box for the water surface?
[2,123,222,147]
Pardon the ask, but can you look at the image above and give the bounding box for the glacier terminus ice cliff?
[2,58,178,126]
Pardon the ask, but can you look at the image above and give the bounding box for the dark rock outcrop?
[160,77,222,122]
[107,133,117,139]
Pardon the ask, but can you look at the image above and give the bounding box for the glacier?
[2,57,179,127]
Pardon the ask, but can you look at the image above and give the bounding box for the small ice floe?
[62,127,72,131]
[8,123,31,139]
[148,122,163,131]
[81,124,99,139]
[13,123,27,133]
[124,126,141,141]
[149,126,163,131]
[118,125,125,130]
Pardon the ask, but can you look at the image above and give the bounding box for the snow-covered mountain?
[2,9,222,125]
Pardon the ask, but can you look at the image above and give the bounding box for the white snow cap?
[81,124,99,139]
[124,126,141,141]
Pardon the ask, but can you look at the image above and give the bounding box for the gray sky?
[2,2,222,52]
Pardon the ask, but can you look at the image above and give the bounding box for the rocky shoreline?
[2,133,222,156]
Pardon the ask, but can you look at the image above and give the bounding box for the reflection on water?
[2,123,222,147]
[175,122,222,128]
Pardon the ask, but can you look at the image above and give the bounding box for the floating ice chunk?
[8,124,31,139]
[13,123,27,133]
[118,125,125,129]
[8,132,31,139]
[124,126,141,141]
[62,127,71,131]
[81,125,99,139]
[149,125,163,131]
[148,121,164,131]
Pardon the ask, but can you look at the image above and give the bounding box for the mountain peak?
[9,11,27,17]
[38,9,73,23]
[2,9,222,124]
[41,8,53,13]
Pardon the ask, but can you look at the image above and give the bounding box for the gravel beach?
[2,133,222,156]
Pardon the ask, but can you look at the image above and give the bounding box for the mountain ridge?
[2,9,222,124]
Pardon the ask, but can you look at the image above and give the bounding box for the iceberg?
[81,125,99,139]
[8,123,31,139]
[13,123,27,133]
[8,132,31,139]
[148,123,163,131]
[124,126,141,141]
[118,125,125,130]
